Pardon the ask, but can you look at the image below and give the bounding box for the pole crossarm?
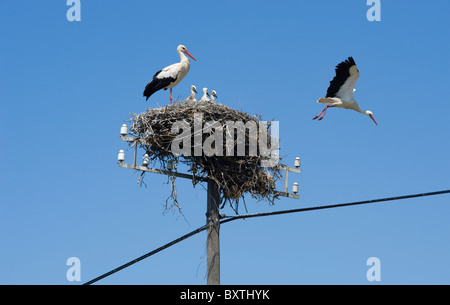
[277,164,301,199]
[118,162,300,199]
[120,135,139,143]
[118,162,207,182]
[275,191,299,199]
[278,164,302,174]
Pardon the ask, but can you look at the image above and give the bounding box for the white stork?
[143,45,197,104]
[199,88,210,102]
[184,85,198,102]
[210,90,218,103]
[313,57,378,126]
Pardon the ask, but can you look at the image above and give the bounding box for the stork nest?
[127,99,284,213]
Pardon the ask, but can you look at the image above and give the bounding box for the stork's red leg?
[313,104,334,121]
[317,104,334,120]
[313,107,327,120]
[170,88,173,104]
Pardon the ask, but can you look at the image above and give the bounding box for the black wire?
[83,225,207,285]
[83,189,450,285]
[220,189,450,224]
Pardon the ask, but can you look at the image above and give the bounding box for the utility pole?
[117,125,301,285]
[206,180,220,285]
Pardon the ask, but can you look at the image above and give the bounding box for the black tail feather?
[143,79,166,101]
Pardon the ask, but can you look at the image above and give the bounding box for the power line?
[220,189,450,224]
[83,224,207,285]
[83,189,450,285]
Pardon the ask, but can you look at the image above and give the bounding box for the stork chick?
[199,88,210,102]
[184,85,198,102]
[210,90,218,103]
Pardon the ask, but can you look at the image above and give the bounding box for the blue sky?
[1,0,449,285]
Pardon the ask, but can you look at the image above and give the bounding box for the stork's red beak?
[369,114,378,126]
[185,50,197,62]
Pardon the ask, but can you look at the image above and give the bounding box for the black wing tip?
[342,56,355,65]
[335,56,357,70]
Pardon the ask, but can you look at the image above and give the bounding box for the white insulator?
[294,157,301,168]
[120,124,128,136]
[118,150,125,162]
[292,182,299,194]
[142,154,150,166]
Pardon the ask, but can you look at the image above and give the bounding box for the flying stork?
[143,45,197,104]
[313,57,378,126]
[184,85,198,102]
